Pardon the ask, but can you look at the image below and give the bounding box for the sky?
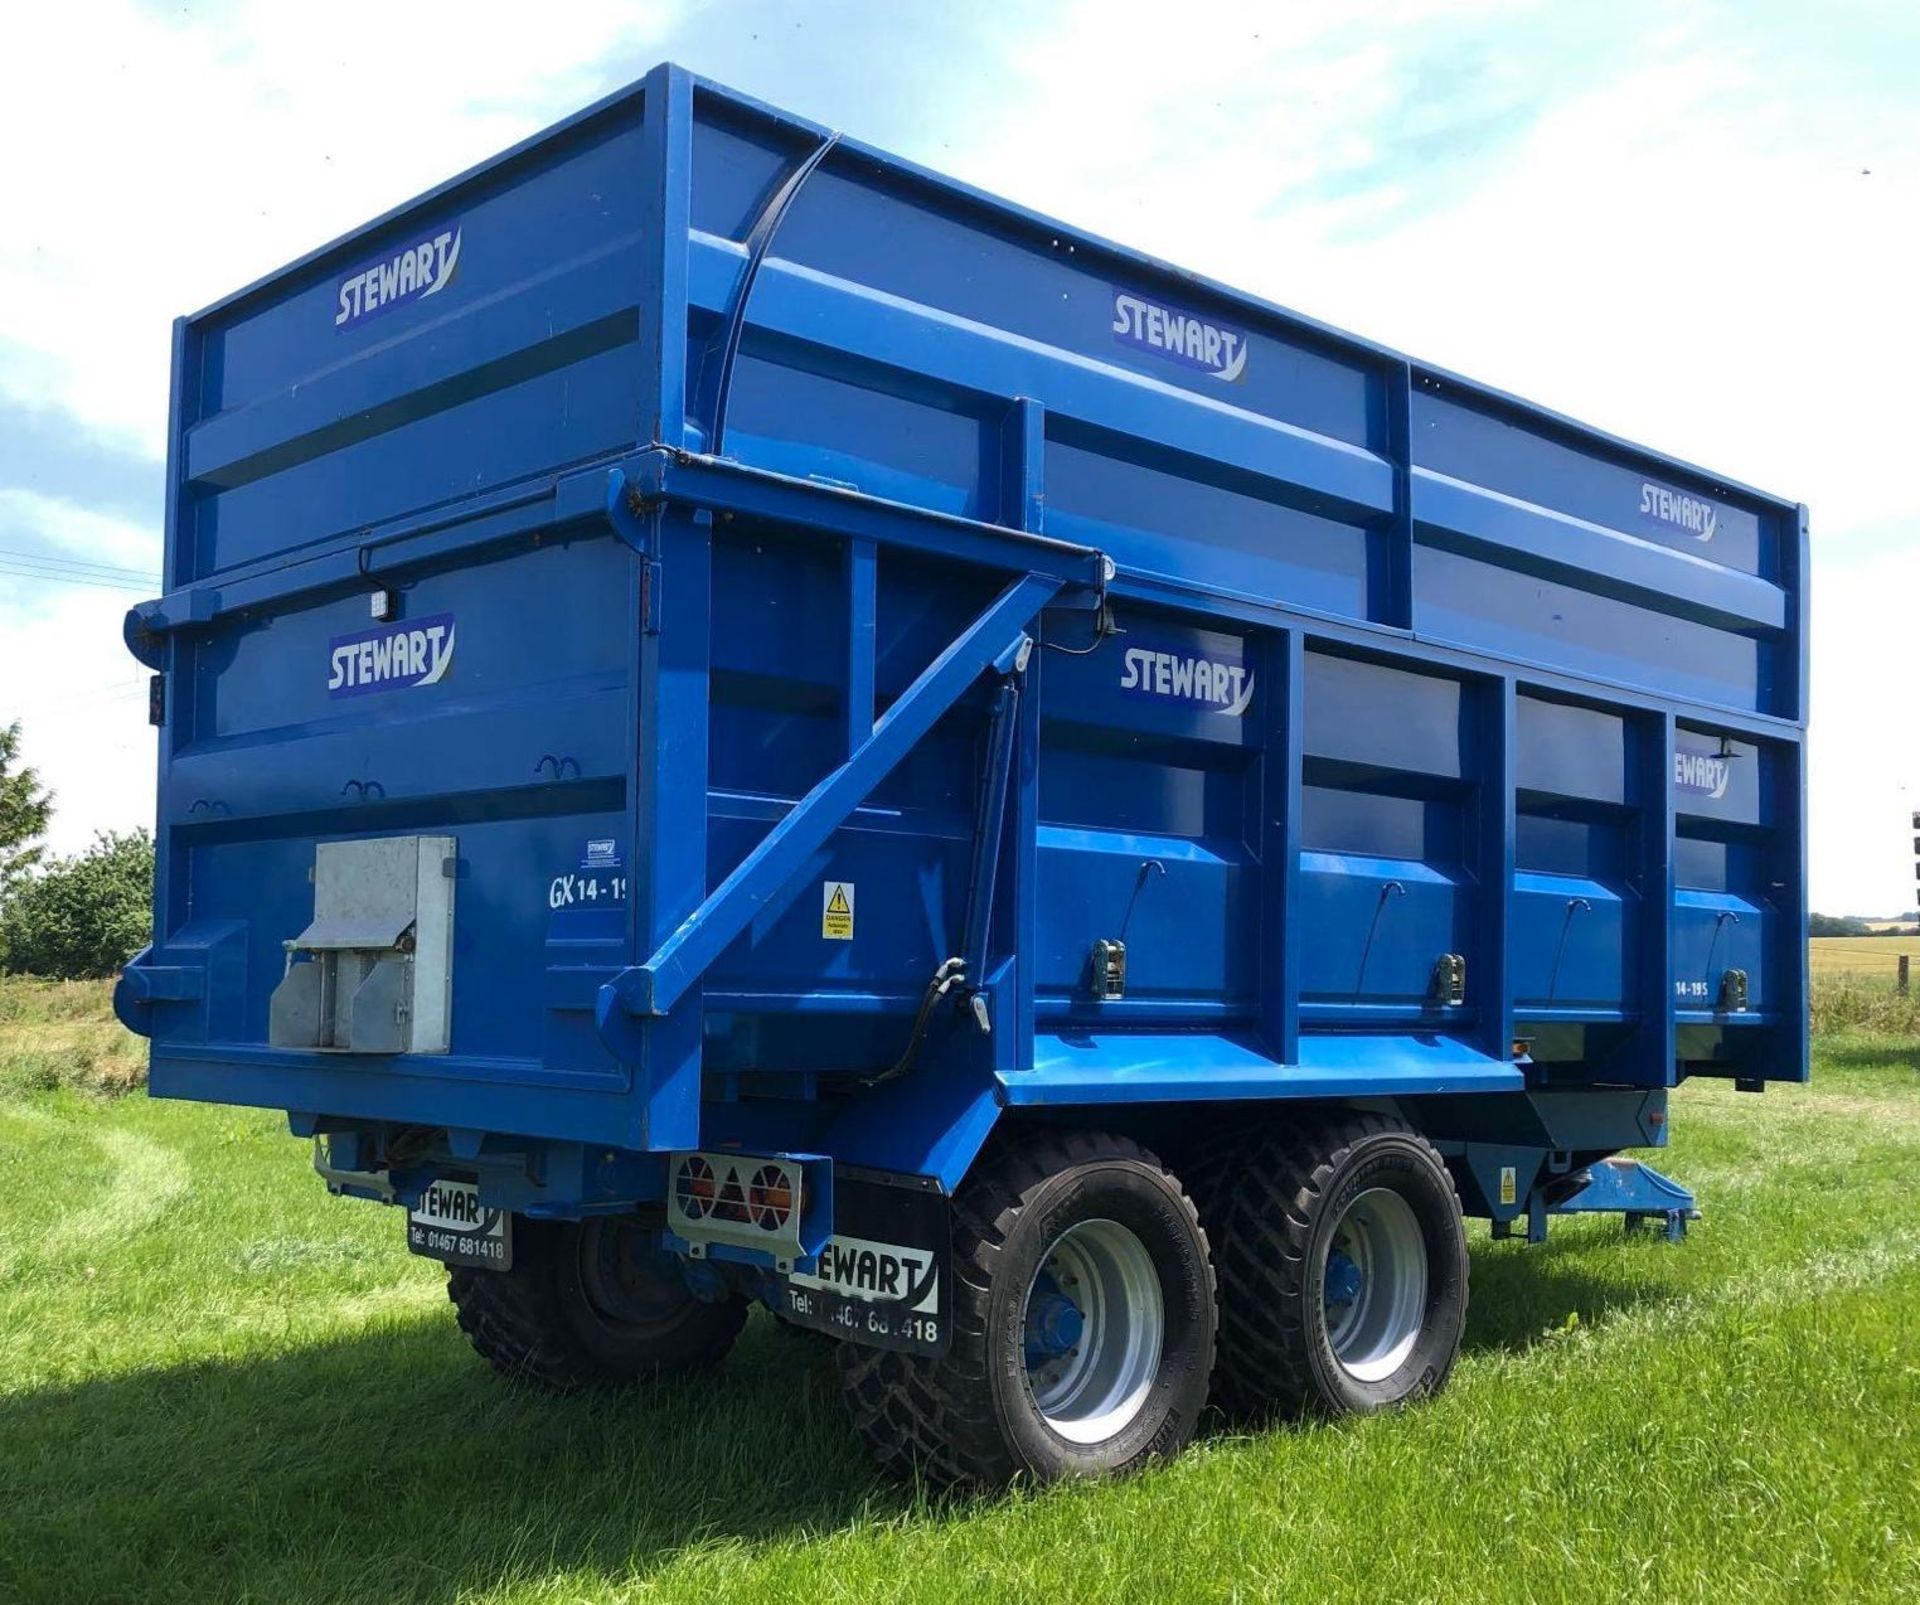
[0,0,1915,913]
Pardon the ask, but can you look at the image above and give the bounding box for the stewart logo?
[1673,741,1732,800]
[413,1181,499,1234]
[1112,288,1248,381]
[327,613,456,698]
[1119,635,1255,716]
[335,224,462,330]
[791,1235,940,1313]
[1639,479,1718,543]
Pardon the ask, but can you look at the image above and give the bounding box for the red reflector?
[748,1164,794,1231]
[675,1155,716,1219]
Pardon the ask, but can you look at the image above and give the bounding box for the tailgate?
[126,524,651,1146]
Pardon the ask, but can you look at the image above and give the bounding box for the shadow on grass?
[0,1312,902,1604]
[1459,1229,1680,1355]
[1815,1036,1920,1074]
[3,1231,1691,1602]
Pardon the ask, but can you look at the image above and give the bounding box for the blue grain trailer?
[116,65,1809,1486]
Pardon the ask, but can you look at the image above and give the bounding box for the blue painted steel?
[1008,1031,1527,1106]
[117,63,1809,1222]
[1024,1272,1085,1368]
[1325,1250,1364,1307]
[601,568,1059,1023]
[1551,1157,1699,1242]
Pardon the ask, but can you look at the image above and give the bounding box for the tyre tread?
[1189,1112,1465,1420]
[836,1128,1214,1489]
[447,1219,746,1392]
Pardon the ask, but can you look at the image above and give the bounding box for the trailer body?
[119,67,1808,1362]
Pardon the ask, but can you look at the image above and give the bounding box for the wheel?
[447,1214,747,1391]
[1193,1113,1467,1420]
[836,1129,1215,1489]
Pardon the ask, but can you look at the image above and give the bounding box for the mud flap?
[777,1169,951,1356]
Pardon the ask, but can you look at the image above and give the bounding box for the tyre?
[447,1214,747,1391]
[837,1129,1215,1489]
[1195,1113,1467,1420]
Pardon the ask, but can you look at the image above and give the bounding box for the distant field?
[1810,934,1920,979]
[0,975,142,1095]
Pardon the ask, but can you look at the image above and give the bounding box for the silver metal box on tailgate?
[269,835,455,1054]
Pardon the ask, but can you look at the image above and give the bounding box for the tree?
[0,829,154,978]
[0,720,53,903]
[1808,912,1872,938]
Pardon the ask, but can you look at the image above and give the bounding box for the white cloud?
[1808,547,1919,917]
[0,0,681,454]
[956,2,1915,522]
[1,581,155,860]
[945,0,1919,913]
[0,491,163,857]
[0,0,1913,915]
[0,488,160,575]
[0,0,679,862]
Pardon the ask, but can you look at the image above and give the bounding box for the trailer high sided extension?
[117,66,1809,1486]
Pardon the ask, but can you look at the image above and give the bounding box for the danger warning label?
[822,881,855,940]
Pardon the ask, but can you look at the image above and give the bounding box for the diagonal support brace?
[597,571,1063,1026]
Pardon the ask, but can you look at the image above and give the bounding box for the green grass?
[0,974,143,1096]
[2,1003,1919,1600]
[1806,936,1920,1038]
[1812,976,1920,1037]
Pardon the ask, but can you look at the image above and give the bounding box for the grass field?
[0,975,146,1096]
[2,981,1918,1601]
[1807,944,1920,1037]
[1810,934,1919,979]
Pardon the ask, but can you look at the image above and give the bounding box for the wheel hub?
[578,1217,695,1330]
[1322,1187,1428,1384]
[1024,1272,1086,1366]
[1021,1218,1164,1445]
[1325,1248,1365,1307]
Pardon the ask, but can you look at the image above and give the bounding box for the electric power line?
[0,560,156,594]
[0,554,157,584]
[0,545,158,583]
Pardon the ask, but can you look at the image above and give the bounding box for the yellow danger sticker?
[822,881,855,940]
[1499,1165,1518,1207]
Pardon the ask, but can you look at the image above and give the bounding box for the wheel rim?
[1323,1187,1427,1383]
[1021,1218,1163,1444]
[576,1218,694,1334]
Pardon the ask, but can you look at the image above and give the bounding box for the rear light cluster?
[674,1153,795,1233]
[674,1154,716,1218]
[748,1163,794,1230]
